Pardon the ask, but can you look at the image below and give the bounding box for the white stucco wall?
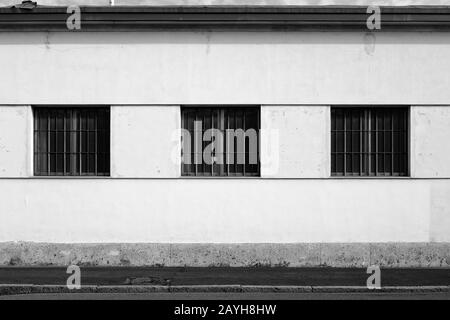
[0,179,438,243]
[2,32,450,105]
[111,106,180,178]
[261,106,329,178]
[0,106,31,177]
[430,181,450,242]
[0,30,450,244]
[411,106,450,178]
[0,104,448,243]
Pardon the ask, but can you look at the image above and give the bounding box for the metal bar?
[211,109,214,176]
[95,111,98,176]
[258,107,260,176]
[72,109,76,175]
[47,109,50,175]
[391,110,394,176]
[34,110,37,175]
[234,108,237,176]
[79,110,82,175]
[69,109,71,175]
[332,109,336,175]
[182,109,185,176]
[375,109,378,176]
[352,110,355,175]
[405,108,409,176]
[55,112,58,175]
[381,109,384,176]
[63,109,66,175]
[203,110,206,176]
[185,109,188,176]
[343,109,346,176]
[34,109,38,175]
[181,109,184,176]
[226,109,229,177]
[195,110,198,176]
[360,109,363,176]
[243,109,246,176]
[367,109,371,176]
[351,109,354,175]
[383,108,386,175]
[222,109,225,176]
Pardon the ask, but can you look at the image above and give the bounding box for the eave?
[0,5,450,32]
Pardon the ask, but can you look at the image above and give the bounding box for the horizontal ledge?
[1,6,450,31]
[1,285,449,294]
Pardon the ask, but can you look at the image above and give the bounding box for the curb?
[1,284,449,296]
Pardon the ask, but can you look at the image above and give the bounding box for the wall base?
[1,243,449,268]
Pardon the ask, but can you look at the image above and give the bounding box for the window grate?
[33,107,110,176]
[181,106,260,177]
[331,107,409,177]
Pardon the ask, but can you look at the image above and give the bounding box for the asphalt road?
[1,267,449,286]
[1,292,450,300]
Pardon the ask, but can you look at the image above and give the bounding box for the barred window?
[181,106,260,177]
[34,107,110,176]
[331,107,409,176]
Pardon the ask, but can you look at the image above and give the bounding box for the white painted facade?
[2,32,450,105]
[0,29,450,244]
[1,1,448,7]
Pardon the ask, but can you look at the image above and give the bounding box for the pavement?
[0,267,449,298]
[2,292,450,300]
[1,266,449,286]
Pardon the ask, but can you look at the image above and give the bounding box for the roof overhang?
[1,5,450,32]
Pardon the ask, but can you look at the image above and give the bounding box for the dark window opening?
[331,107,409,177]
[34,107,110,176]
[181,106,260,177]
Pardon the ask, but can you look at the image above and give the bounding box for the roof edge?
[1,5,450,32]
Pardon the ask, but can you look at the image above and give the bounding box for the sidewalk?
[0,267,449,295]
[1,266,449,286]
